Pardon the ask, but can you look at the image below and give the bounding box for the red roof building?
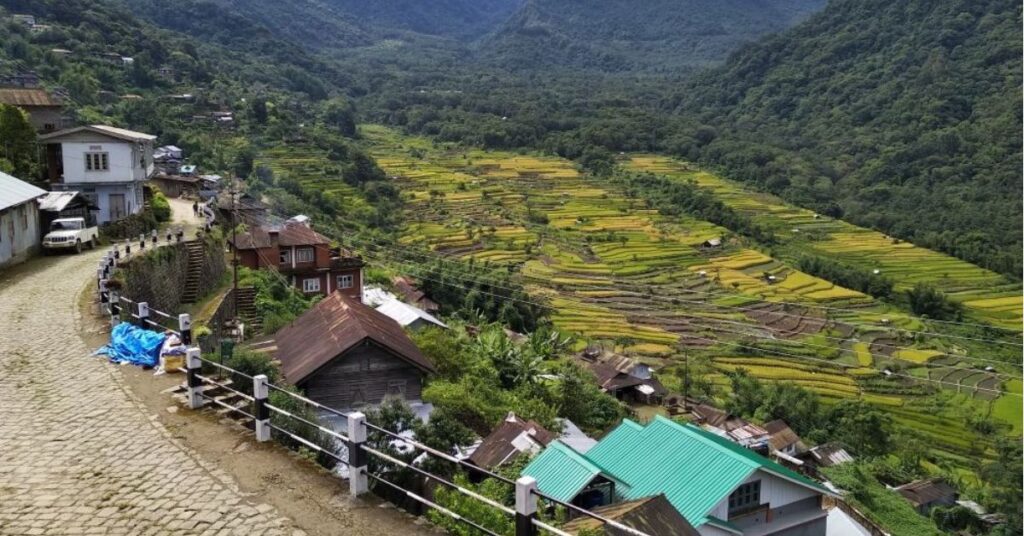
[228,221,364,300]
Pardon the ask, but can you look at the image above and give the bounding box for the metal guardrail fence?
[94,243,652,536]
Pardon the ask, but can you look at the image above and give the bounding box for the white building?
[0,171,46,268]
[375,299,447,331]
[40,125,156,224]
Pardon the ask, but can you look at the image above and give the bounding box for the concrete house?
[0,171,46,268]
[271,292,436,409]
[40,125,156,224]
[0,87,66,132]
[523,416,835,536]
[228,221,364,300]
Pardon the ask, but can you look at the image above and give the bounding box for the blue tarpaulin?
[95,323,167,368]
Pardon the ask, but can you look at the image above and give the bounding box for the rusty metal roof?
[561,495,700,536]
[273,292,435,385]
[0,88,61,107]
[469,412,555,470]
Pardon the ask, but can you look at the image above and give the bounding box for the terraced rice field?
[355,126,1021,465]
[626,155,1023,330]
[257,145,373,214]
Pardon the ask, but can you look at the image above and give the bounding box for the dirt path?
[0,246,436,535]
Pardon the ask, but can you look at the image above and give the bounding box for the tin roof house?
[522,416,835,536]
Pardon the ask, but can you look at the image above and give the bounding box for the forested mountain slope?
[323,0,524,40]
[479,0,826,72]
[672,0,1022,275]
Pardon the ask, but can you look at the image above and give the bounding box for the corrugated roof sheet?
[469,413,554,470]
[561,495,700,536]
[37,190,79,212]
[39,124,155,143]
[522,441,605,502]
[0,171,46,211]
[0,88,61,107]
[273,292,435,385]
[375,299,447,329]
[525,416,832,528]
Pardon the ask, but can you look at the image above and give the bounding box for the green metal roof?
[523,415,832,528]
[522,441,605,502]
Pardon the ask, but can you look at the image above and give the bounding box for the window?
[296,247,315,263]
[302,278,321,293]
[84,152,109,171]
[728,481,761,516]
[279,249,291,265]
[337,274,354,289]
[387,380,407,397]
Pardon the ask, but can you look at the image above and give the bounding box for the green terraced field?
[626,155,1023,330]
[351,126,1021,477]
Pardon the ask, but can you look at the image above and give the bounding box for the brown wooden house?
[0,87,66,132]
[273,292,435,408]
[561,495,699,536]
[229,221,364,300]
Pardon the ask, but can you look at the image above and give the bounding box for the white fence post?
[178,313,192,345]
[186,347,203,409]
[136,302,149,328]
[253,375,271,442]
[347,412,368,496]
[515,476,539,536]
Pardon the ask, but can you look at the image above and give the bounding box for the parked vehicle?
[42,217,99,254]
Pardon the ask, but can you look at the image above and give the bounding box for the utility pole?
[230,176,239,321]
[682,346,689,412]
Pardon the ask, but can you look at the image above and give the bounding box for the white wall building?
[0,171,46,268]
[40,125,156,224]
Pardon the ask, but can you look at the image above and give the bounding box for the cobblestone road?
[0,250,299,535]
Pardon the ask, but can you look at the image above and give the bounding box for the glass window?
[338,274,354,289]
[85,152,109,171]
[302,278,321,293]
[728,480,761,516]
[279,249,291,264]
[296,247,315,263]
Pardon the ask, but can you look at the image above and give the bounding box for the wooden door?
[109,194,126,221]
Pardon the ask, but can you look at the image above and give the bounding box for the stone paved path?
[0,250,299,535]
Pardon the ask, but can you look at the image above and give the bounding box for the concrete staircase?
[234,287,262,333]
[181,240,205,304]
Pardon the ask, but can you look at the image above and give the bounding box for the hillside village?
[0,4,1020,536]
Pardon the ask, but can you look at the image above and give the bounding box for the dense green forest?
[670,0,1023,276]
[478,0,825,72]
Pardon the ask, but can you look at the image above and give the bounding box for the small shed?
[895,478,958,516]
[764,419,806,455]
[37,190,98,227]
[468,412,554,471]
[375,299,447,331]
[701,237,722,249]
[273,292,435,409]
[0,172,46,267]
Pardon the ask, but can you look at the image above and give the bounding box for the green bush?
[151,191,171,223]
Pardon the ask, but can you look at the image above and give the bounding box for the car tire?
[87,238,95,250]
[75,240,82,254]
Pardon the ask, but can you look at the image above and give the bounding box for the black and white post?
[109,290,120,326]
[347,411,368,496]
[178,313,192,345]
[253,374,270,442]
[186,347,203,409]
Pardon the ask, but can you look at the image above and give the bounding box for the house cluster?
[151,145,220,198]
[521,415,837,535]
[669,397,854,480]
[0,122,162,267]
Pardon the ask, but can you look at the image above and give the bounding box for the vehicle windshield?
[51,220,83,231]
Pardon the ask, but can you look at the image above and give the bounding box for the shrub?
[151,191,171,223]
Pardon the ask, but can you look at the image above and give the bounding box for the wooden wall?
[302,340,425,409]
